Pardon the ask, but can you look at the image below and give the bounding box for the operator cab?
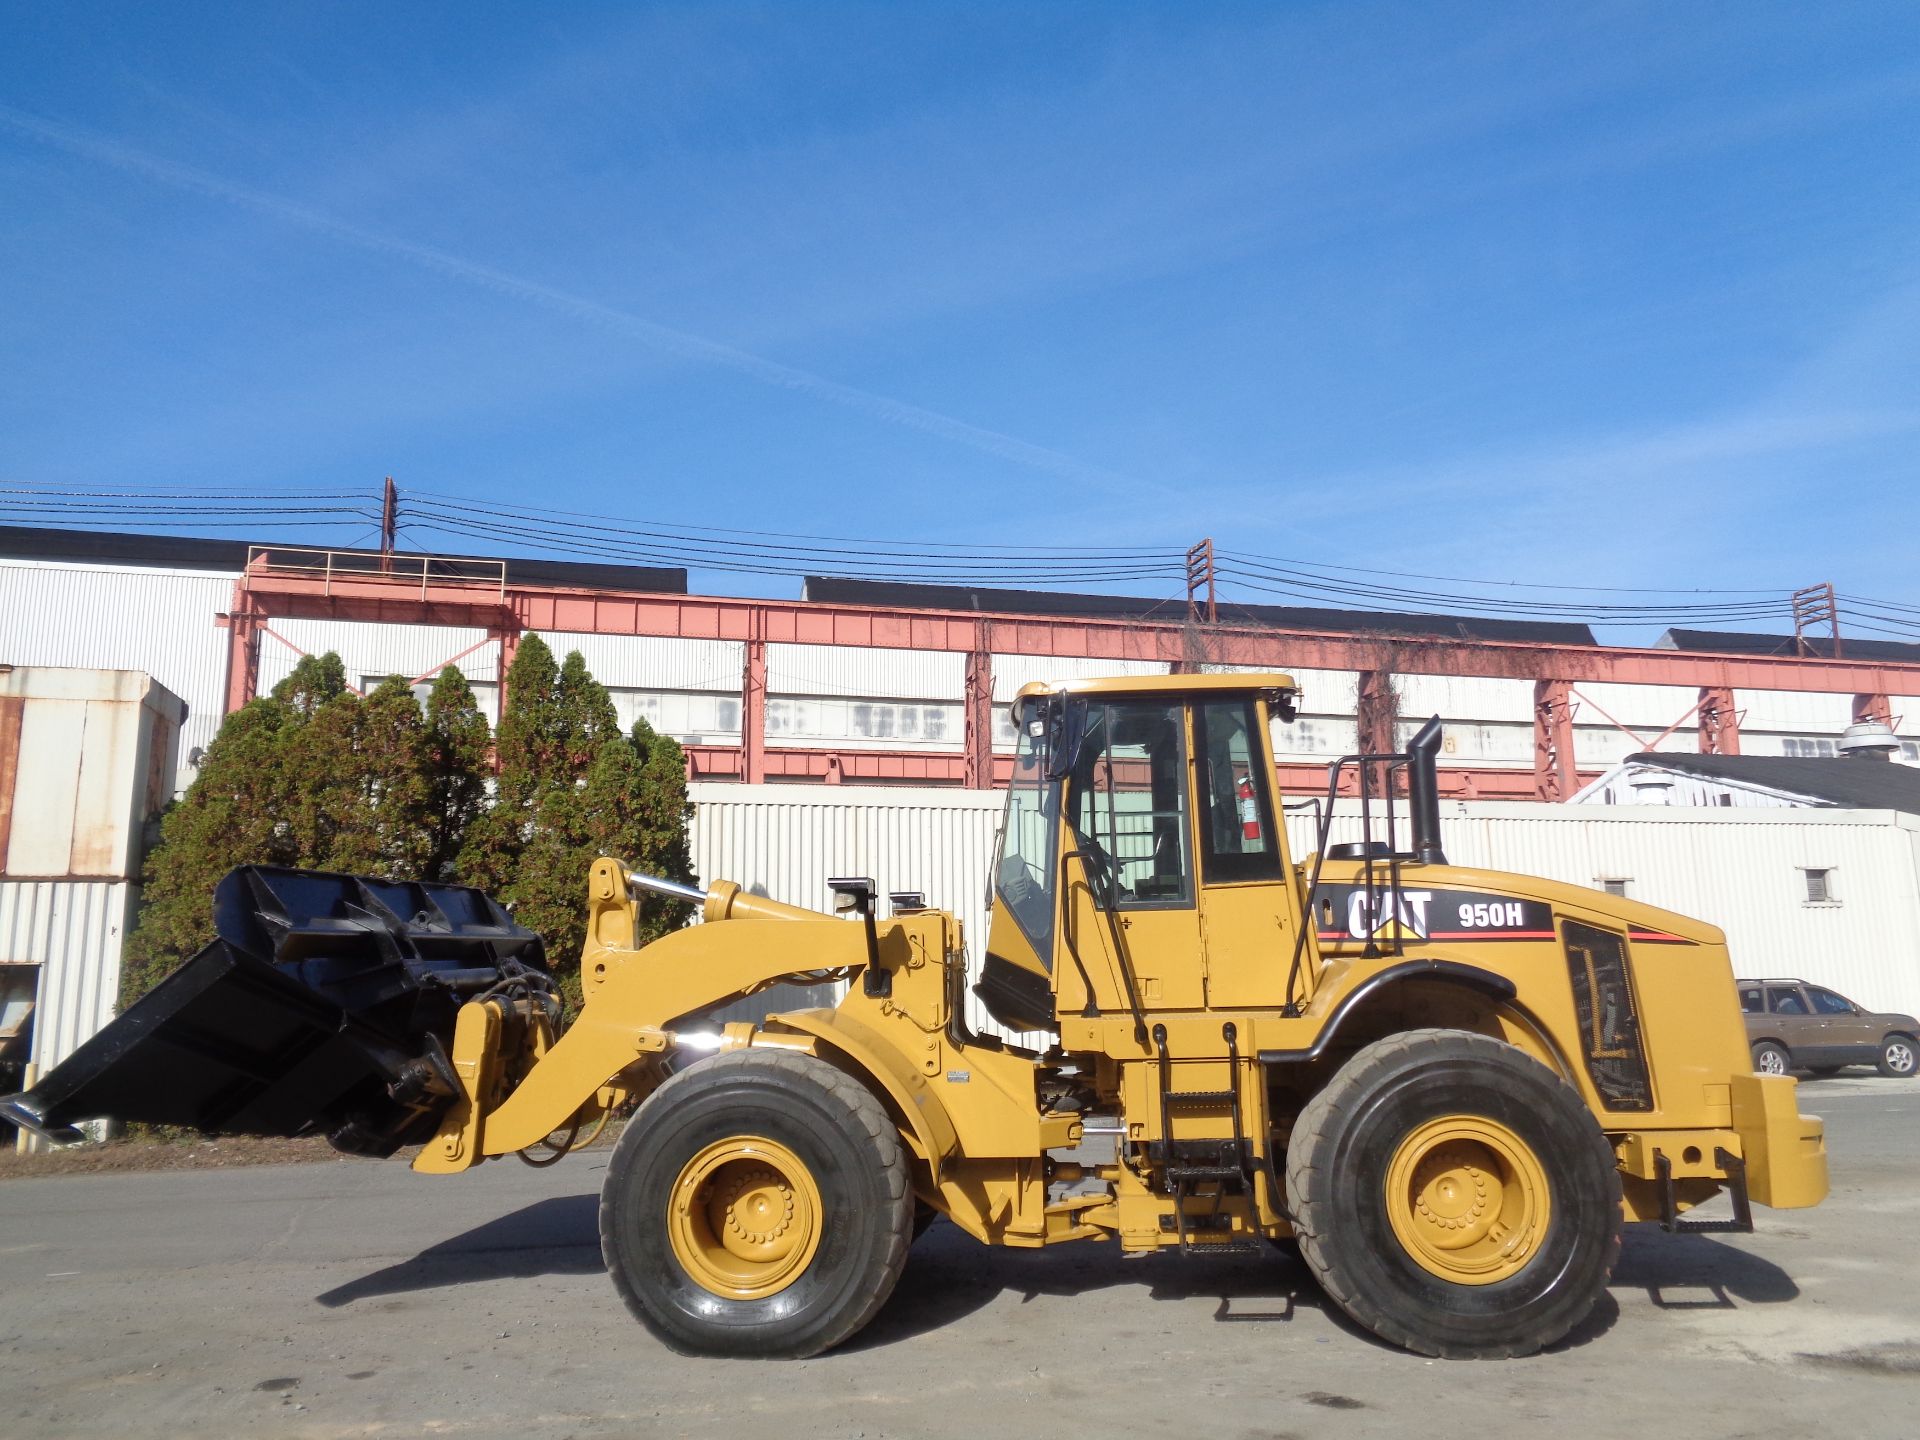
[977,674,1301,1034]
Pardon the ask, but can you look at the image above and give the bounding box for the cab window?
[995,718,1059,959]
[1195,699,1282,883]
[1809,987,1855,1016]
[1069,701,1192,908]
[1767,985,1809,1015]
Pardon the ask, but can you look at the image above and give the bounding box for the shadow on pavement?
[315,1193,604,1308]
[1613,1225,1800,1311]
[312,1198,1777,1354]
[849,1223,1395,1353]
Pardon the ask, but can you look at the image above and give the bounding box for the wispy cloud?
[0,103,1159,497]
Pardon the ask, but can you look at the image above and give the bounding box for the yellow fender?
[759,1008,961,1179]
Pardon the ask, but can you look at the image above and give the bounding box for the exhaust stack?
[1407,715,1447,866]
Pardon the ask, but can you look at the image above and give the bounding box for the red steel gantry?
[217,550,1920,801]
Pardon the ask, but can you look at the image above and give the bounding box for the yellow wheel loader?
[2,673,1828,1360]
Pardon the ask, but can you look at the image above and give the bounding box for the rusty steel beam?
[1697,685,1741,755]
[1533,679,1577,802]
[1854,692,1894,726]
[963,643,994,790]
[225,565,1920,695]
[741,616,768,786]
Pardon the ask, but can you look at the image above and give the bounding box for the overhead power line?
[3,480,1917,640]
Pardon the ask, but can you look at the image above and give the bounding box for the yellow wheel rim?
[1384,1114,1551,1286]
[667,1136,823,1300]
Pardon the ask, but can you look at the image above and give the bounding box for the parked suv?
[1737,978,1919,1079]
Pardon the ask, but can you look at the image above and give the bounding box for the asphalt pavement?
[0,1073,1915,1439]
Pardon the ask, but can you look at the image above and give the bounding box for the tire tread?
[1285,1028,1622,1360]
[598,1046,913,1357]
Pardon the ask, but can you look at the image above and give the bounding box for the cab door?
[1057,699,1204,1015]
[1191,696,1309,1010]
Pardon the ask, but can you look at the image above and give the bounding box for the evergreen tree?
[422,666,492,879]
[119,693,300,1003]
[122,635,692,1011]
[121,655,493,1004]
[457,636,696,997]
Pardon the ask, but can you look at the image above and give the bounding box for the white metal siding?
[690,787,1920,1037]
[768,644,962,700]
[990,654,1168,701]
[0,880,133,1073]
[1432,805,1920,1019]
[259,619,500,695]
[533,633,742,693]
[686,783,1027,1038]
[0,562,232,791]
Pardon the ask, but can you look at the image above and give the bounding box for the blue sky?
[2,2,1917,623]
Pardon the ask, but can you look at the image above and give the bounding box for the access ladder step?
[1165,1164,1246,1182]
[1178,1239,1265,1256]
[1163,1089,1236,1106]
[1669,1217,1751,1234]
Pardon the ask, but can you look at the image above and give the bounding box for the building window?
[713,697,741,733]
[766,698,810,736]
[1273,718,1324,753]
[844,701,957,743]
[1802,867,1836,905]
[1599,877,1630,898]
[1783,737,1838,758]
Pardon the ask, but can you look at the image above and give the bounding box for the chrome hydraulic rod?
[626,872,708,905]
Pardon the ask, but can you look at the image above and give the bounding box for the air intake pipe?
[1406,715,1447,865]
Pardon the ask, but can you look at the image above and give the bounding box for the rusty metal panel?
[7,698,84,877]
[0,669,186,880]
[0,694,20,871]
[0,880,133,1074]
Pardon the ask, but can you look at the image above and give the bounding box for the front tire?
[1877,1036,1918,1078]
[599,1048,913,1358]
[1752,1040,1791,1076]
[1286,1029,1622,1359]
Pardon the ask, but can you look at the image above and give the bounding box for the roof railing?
[243,546,507,601]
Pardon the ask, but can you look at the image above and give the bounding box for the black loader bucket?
[0,866,550,1156]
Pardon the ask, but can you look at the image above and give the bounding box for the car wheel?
[1877,1036,1918,1079]
[1751,1041,1791,1077]
[1285,1029,1622,1360]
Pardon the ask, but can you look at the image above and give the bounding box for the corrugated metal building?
[0,667,184,1131]
[686,785,1920,1034]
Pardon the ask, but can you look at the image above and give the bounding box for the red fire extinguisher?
[1236,772,1261,842]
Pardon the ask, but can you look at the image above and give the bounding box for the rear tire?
[1285,1029,1622,1359]
[1877,1036,1918,1079]
[1752,1041,1791,1077]
[599,1048,913,1358]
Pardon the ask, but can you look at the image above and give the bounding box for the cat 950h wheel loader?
[2,673,1828,1360]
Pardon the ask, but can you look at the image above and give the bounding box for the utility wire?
[4,480,1916,641]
